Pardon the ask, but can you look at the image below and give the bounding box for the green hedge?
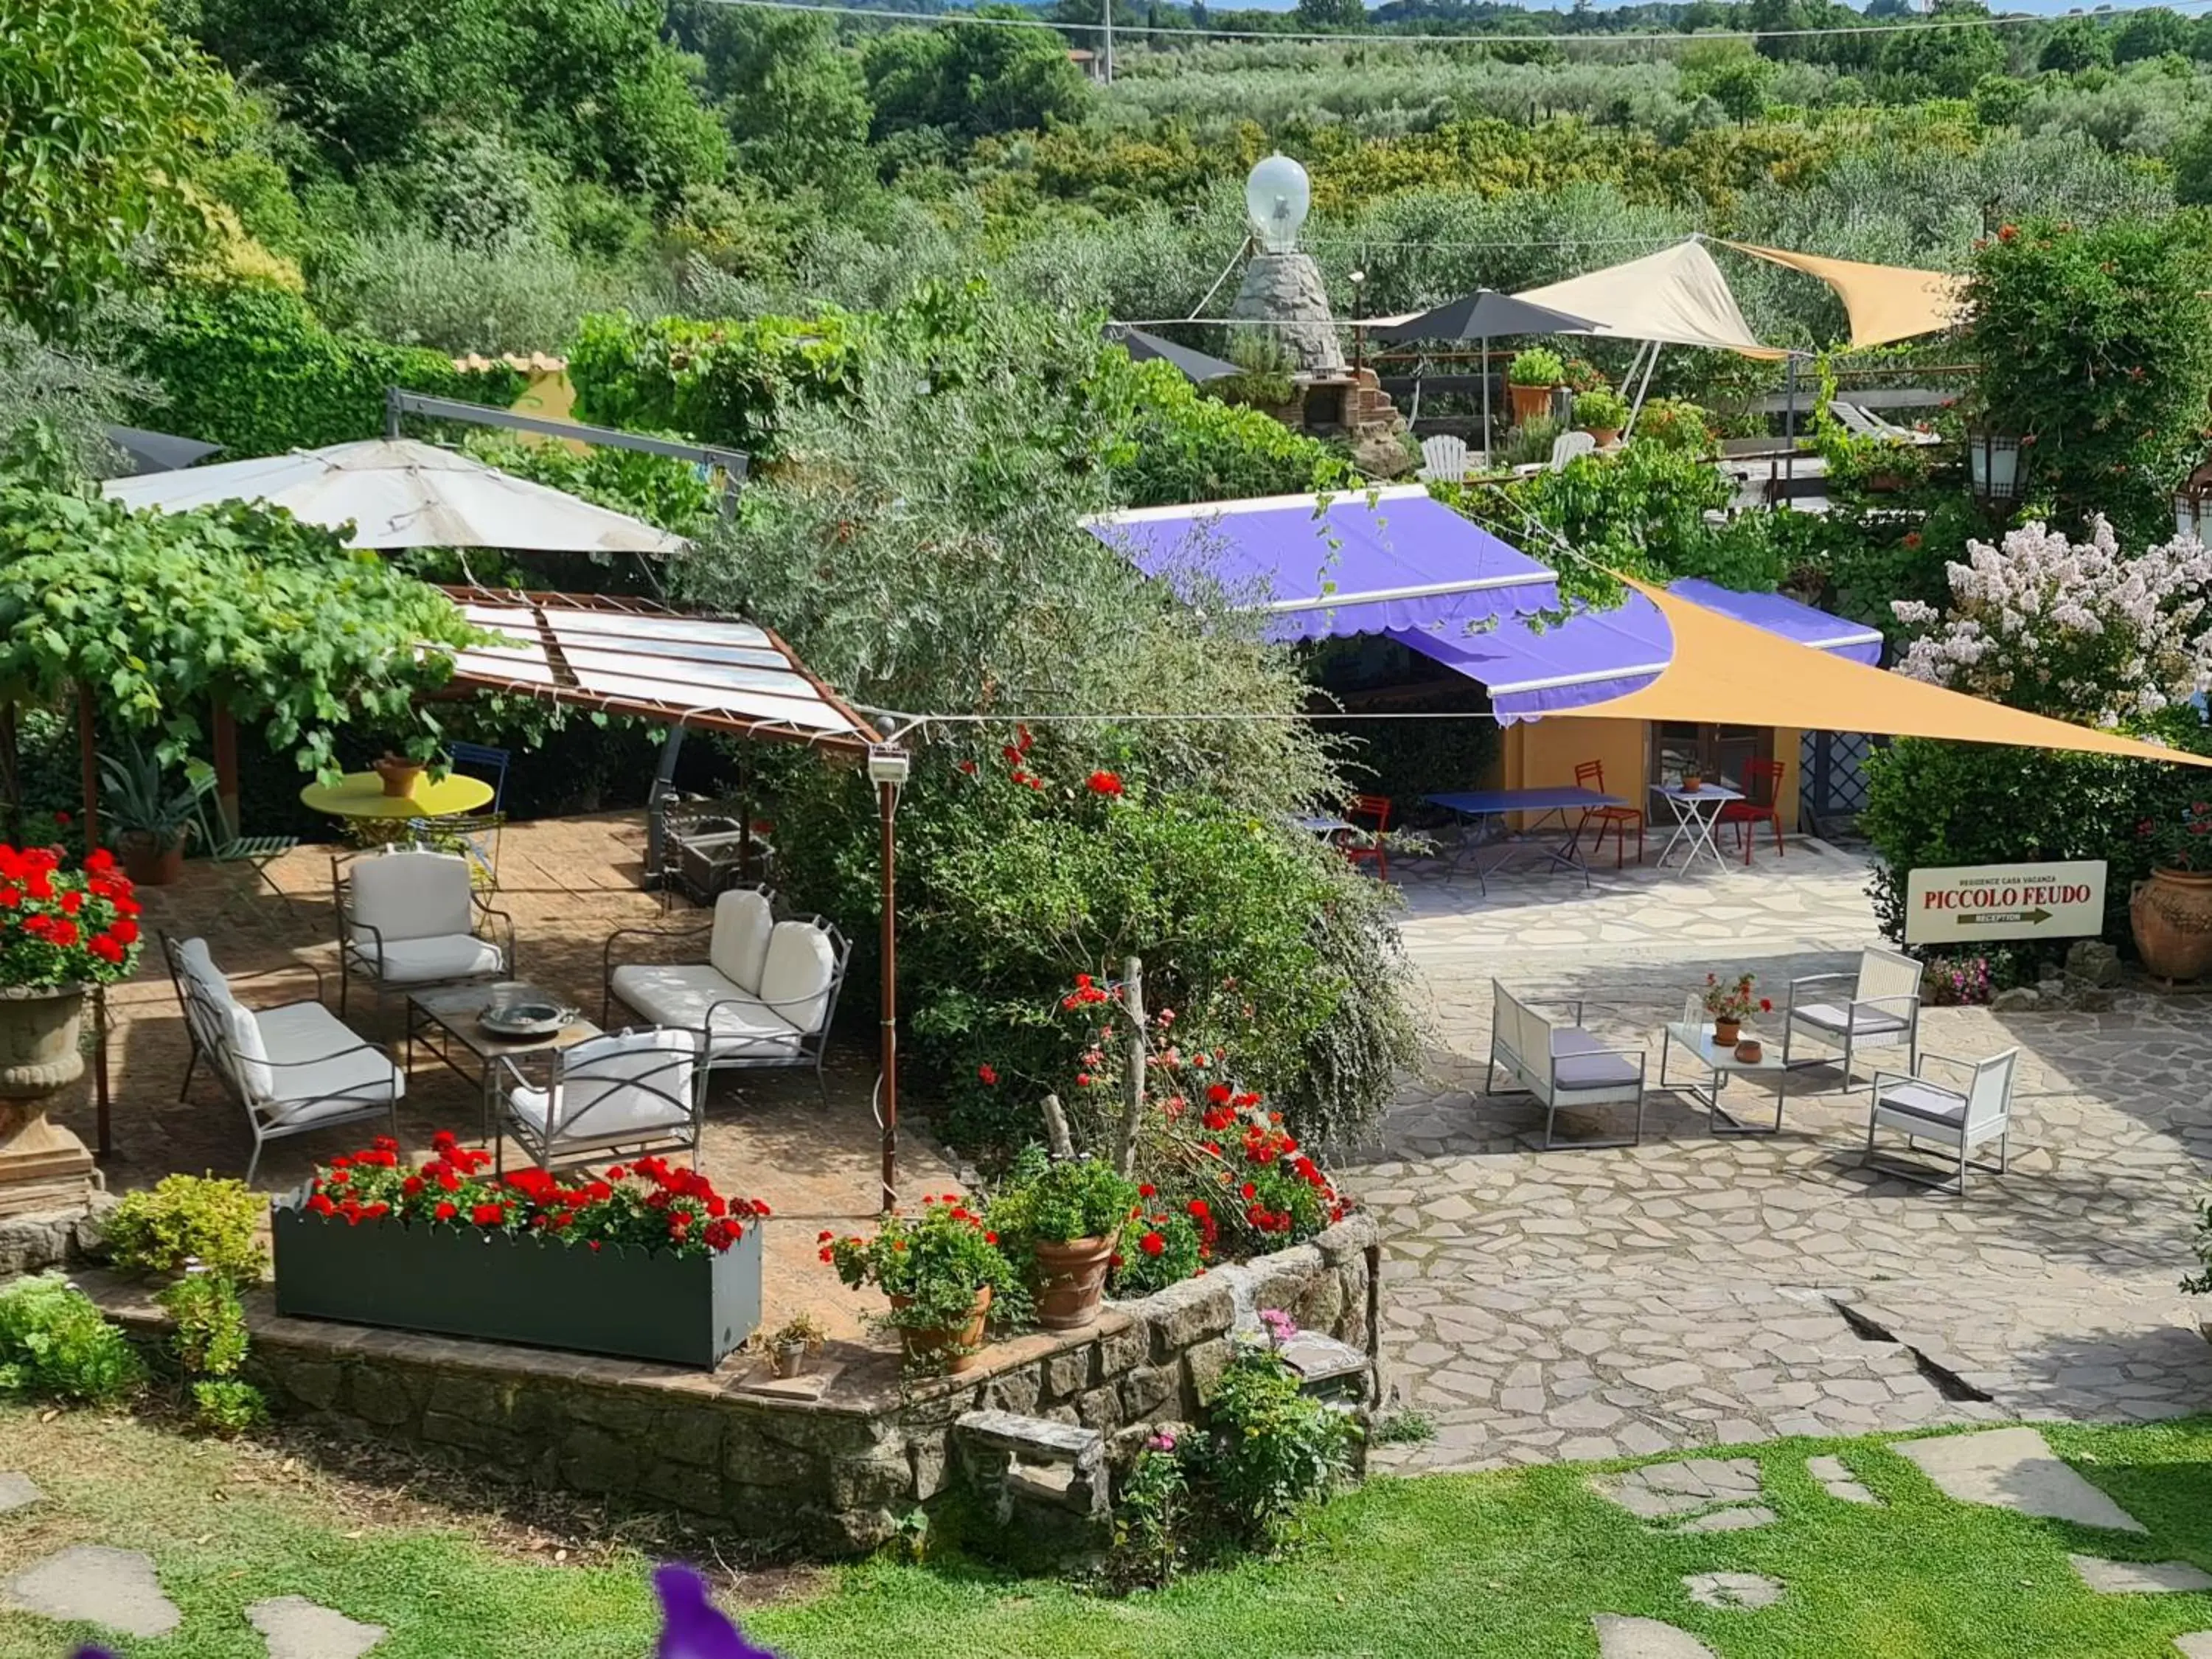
[122,284,526,459]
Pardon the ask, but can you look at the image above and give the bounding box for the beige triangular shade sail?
[1725,242,1968,349]
[1517,241,1784,359]
[1573,580,2212,768]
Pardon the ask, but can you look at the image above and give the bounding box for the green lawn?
[1,1409,2209,1657]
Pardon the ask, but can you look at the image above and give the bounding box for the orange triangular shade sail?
[1725,242,1968,349]
[1572,580,2212,768]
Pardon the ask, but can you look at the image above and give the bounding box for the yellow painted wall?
[1508,719,1806,835]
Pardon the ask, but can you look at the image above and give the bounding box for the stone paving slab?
[2174,1635,2212,1657]
[1895,1428,2147,1534]
[1592,1613,1719,1658]
[0,1472,42,1513]
[1683,1571,1784,1610]
[4,1545,180,1638]
[1806,1454,1879,1506]
[248,1596,388,1659]
[2069,1556,2212,1594]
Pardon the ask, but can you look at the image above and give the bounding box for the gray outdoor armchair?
[1781,947,1922,1088]
[1484,979,1649,1150]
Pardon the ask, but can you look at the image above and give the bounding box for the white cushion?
[251,1001,403,1114]
[1794,1001,1908,1037]
[1551,1043,1641,1091]
[507,1029,695,1144]
[224,1000,274,1100]
[349,850,473,944]
[610,964,804,1058]
[759,921,836,1036]
[708,888,773,995]
[349,933,504,984]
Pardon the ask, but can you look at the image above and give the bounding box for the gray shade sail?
[103,425,223,476]
[1364,291,1596,344]
[1104,324,1242,383]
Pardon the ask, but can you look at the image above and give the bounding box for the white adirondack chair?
[1418,434,1470,483]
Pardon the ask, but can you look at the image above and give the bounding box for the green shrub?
[1118,364,1348,508]
[1573,388,1630,431]
[989,1148,1138,1249]
[1107,1440,1191,1590]
[190,1380,268,1437]
[1634,397,1717,454]
[157,1273,250,1380]
[1498,415,1562,467]
[108,1175,267,1284]
[1194,1343,1357,1547]
[1110,1206,1204,1298]
[1507,347,1566,387]
[0,1274,144,1405]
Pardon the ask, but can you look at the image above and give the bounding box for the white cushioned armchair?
[333,846,513,1017]
[161,933,404,1181]
[1484,979,1648,1150]
[1781,946,1921,1086]
[495,1026,703,1175]
[602,886,849,1103]
[1865,1047,2020,1194]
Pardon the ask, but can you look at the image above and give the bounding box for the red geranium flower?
[1139,1231,1166,1256]
[1086,770,1124,797]
[976,1063,998,1085]
[470,1203,506,1225]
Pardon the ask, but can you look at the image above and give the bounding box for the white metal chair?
[1484,980,1648,1150]
[1865,1047,2020,1194]
[1781,947,1921,1087]
[602,886,849,1105]
[161,933,403,1182]
[493,1026,703,1175]
[1417,434,1469,483]
[333,846,513,1018]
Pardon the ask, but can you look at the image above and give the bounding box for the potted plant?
[2132,799,2212,981]
[372,750,427,799]
[272,1137,768,1368]
[1701,971,1771,1048]
[825,1197,1024,1374]
[97,746,212,886]
[988,1149,1138,1331]
[1573,388,1631,447]
[0,843,142,1105]
[765,1312,827,1380]
[1507,347,1567,424]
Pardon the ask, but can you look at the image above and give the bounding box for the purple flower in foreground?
[655,1563,782,1659]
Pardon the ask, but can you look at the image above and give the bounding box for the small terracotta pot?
[1681,775,1703,793]
[770,1341,812,1380]
[1733,1039,1764,1064]
[1713,1018,1742,1048]
[2132,867,2212,982]
[891,1286,992,1374]
[1587,427,1621,448]
[1032,1234,1116,1331]
[117,830,186,887]
[373,754,425,799]
[1509,383,1555,422]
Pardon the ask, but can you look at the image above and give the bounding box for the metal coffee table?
[406,981,603,1138]
[1658,1020,1820,1136]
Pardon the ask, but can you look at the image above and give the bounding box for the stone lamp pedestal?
[1228,251,1347,374]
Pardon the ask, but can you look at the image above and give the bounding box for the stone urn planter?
[1032,1236,1116,1331]
[2132,867,2212,981]
[271,1200,764,1368]
[116,829,186,888]
[0,985,86,1100]
[890,1287,992,1374]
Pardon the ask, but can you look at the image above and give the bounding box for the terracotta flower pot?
[1509,383,1555,423]
[0,986,86,1101]
[1032,1234,1116,1331]
[2132,867,2212,981]
[116,830,185,887]
[770,1341,812,1380]
[1587,427,1621,448]
[373,754,425,799]
[1713,1018,1742,1048]
[891,1286,992,1374]
[1733,1039,1764,1064]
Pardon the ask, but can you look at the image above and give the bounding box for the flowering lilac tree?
[1890,517,2212,728]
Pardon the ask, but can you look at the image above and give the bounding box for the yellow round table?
[299,771,495,821]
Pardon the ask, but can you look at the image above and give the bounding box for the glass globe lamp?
[1245,154,1310,255]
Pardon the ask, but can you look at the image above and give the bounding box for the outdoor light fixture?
[866,745,911,787]
[1965,425,2025,505]
[1245,154,1310,255]
[2174,459,2212,543]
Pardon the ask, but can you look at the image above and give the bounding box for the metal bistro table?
[1648,782,1742,874]
[406,981,603,1141]
[1424,786,1627,894]
[1659,1019,1820,1135]
[300,771,494,824]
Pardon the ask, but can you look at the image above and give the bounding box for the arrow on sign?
[1956,908,2053,928]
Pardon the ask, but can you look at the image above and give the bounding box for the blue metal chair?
[446,741,512,812]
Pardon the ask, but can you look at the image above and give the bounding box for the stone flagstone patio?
[1346,841,2212,1473]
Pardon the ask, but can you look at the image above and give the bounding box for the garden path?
[1349,840,2212,1474]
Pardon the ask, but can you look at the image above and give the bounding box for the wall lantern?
[1965,425,2025,505]
[2174,459,2212,543]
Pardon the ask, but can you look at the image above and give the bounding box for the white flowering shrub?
[1891,518,2212,727]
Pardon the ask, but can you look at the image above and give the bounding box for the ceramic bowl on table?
[478,989,577,1041]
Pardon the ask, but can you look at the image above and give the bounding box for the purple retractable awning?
[1394,577,1883,721]
[1084,484,1559,642]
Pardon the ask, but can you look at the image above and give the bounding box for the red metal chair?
[1571,760,1643,866]
[1719,758,1787,863]
[1343,794,1393,881]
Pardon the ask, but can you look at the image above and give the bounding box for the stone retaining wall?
[82,1212,1379,1557]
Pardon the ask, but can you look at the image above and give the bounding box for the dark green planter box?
[271,1202,762,1369]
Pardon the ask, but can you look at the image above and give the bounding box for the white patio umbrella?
[100,437,689,555]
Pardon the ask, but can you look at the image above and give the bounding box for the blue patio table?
[1424,786,1627,894]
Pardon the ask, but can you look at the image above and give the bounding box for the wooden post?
[75,684,98,854]
[93,986,111,1161]
[211,699,241,842]
[877,778,899,1214]
[1116,955,1145,1178]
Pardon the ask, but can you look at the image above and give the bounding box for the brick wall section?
[79,1212,1379,1557]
